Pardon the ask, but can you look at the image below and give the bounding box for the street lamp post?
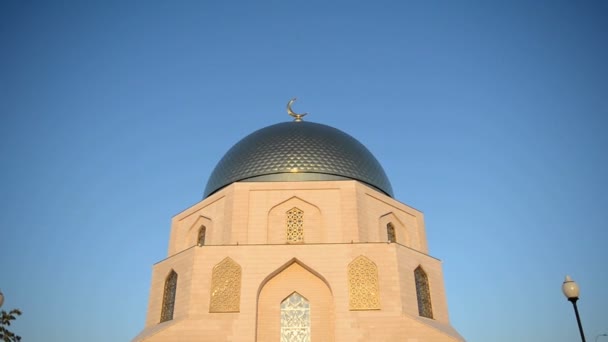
[562,275,587,342]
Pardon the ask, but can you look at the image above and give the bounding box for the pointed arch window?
[387,222,396,243]
[348,256,381,310]
[160,270,177,322]
[286,207,304,243]
[281,292,310,342]
[198,225,206,246]
[209,257,241,312]
[414,266,433,318]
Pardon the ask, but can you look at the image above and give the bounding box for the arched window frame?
[160,270,177,322]
[387,222,396,243]
[197,225,206,246]
[280,292,311,341]
[414,266,433,319]
[286,207,304,244]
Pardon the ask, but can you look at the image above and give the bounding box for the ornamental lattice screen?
[209,257,241,312]
[286,207,304,243]
[160,270,177,322]
[348,256,380,310]
[280,292,311,342]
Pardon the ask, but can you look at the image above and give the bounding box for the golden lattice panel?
[348,256,380,310]
[209,257,241,312]
[286,207,304,243]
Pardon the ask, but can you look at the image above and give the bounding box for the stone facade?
[133,180,464,342]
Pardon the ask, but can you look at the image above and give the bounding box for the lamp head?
[562,275,580,300]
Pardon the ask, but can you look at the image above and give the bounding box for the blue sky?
[1,1,607,341]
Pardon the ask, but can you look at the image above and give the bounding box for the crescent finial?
[287,98,308,122]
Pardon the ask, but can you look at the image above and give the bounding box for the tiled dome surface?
[204,121,393,198]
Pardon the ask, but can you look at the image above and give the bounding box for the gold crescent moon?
[287,98,307,122]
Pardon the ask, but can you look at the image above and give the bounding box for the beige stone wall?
[133,180,464,342]
[168,181,427,248]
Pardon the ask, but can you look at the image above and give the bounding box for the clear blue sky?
[1,1,606,341]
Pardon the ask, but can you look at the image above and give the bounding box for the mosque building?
[133,99,465,341]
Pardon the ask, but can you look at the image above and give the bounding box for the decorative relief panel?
[415,266,433,318]
[280,292,311,342]
[160,270,177,322]
[286,207,304,243]
[209,257,241,312]
[348,256,380,310]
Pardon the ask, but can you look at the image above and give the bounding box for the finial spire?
[287,98,308,122]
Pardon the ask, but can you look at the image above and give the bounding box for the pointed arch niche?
[267,197,323,244]
[387,223,396,243]
[188,215,213,247]
[379,213,409,246]
[197,226,207,246]
[256,260,334,341]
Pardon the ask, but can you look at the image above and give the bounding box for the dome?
[204,120,393,198]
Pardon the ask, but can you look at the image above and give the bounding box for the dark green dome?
[204,121,393,198]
